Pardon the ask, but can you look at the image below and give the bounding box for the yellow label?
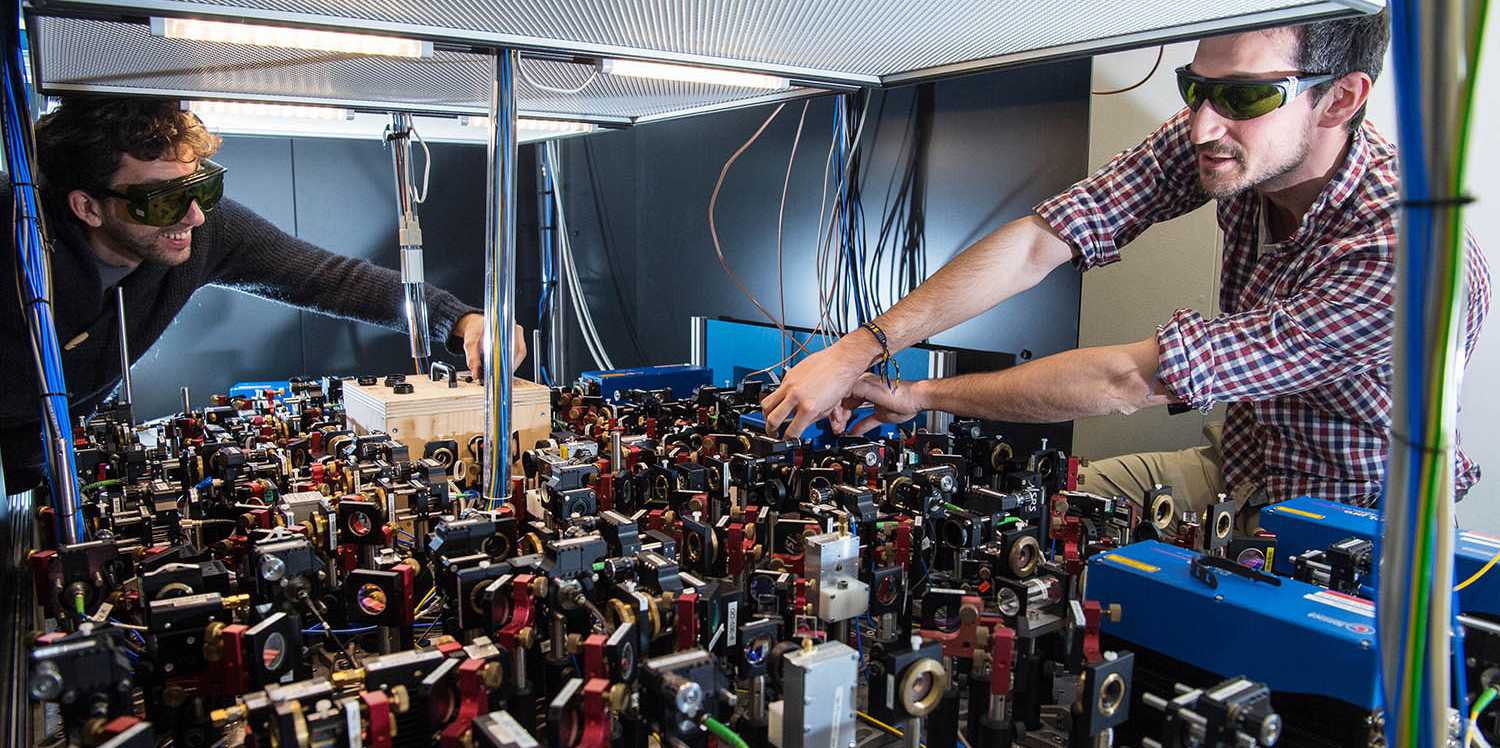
[1104,554,1159,573]
[1272,506,1325,520]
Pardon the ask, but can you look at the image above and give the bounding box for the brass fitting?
[481,661,505,689]
[211,704,248,727]
[202,622,226,662]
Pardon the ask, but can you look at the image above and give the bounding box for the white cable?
[553,146,612,369]
[546,142,614,370]
[520,59,600,95]
[410,122,432,204]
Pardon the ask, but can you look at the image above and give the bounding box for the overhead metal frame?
[27,0,1381,88]
[26,14,832,123]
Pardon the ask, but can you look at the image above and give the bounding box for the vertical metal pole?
[114,287,132,409]
[387,112,431,372]
[544,148,567,384]
[482,49,519,502]
[531,329,542,383]
[689,315,707,368]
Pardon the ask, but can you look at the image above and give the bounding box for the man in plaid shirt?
[762,9,1489,522]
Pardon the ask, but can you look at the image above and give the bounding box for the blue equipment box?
[737,409,900,449]
[1087,540,1380,710]
[703,318,933,388]
[1260,496,1499,617]
[229,380,292,402]
[578,365,712,401]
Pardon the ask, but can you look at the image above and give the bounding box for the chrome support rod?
[114,287,132,410]
[482,49,520,502]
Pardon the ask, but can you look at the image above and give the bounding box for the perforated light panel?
[30,0,1379,84]
[33,16,827,121]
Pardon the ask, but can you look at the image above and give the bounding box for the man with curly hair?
[2,96,522,489]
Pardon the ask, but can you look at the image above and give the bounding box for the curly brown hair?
[35,96,221,221]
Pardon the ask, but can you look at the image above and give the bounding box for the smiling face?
[1187,30,1323,199]
[75,151,208,267]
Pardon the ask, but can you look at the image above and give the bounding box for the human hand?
[842,374,924,436]
[457,314,526,379]
[760,336,878,439]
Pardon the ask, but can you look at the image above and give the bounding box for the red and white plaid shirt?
[1036,109,1490,505]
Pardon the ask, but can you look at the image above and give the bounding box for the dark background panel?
[550,60,1089,379]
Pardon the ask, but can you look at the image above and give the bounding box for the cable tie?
[1400,195,1475,208]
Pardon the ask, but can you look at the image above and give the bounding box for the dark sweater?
[2,182,477,488]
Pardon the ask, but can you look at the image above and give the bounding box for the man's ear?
[66,189,106,228]
[1318,72,1373,130]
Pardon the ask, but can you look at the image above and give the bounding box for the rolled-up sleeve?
[1035,108,1209,271]
[1155,243,1393,410]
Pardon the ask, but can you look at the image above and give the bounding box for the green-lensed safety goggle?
[1175,66,1338,121]
[97,160,227,227]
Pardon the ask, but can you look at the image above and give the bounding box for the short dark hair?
[34,96,221,222]
[1291,6,1390,131]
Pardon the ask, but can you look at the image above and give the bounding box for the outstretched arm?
[762,215,1075,438]
[843,335,1170,434]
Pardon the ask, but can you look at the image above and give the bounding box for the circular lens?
[1009,536,1041,579]
[1152,494,1174,528]
[909,671,934,701]
[356,583,388,616]
[745,636,771,666]
[685,533,704,564]
[348,510,372,537]
[1099,672,1126,717]
[1215,510,1233,539]
[997,587,1021,617]
[261,631,287,671]
[941,519,968,548]
[429,683,459,724]
[932,604,958,631]
[558,705,583,747]
[876,576,898,606]
[1236,547,1267,571]
[618,641,637,680]
[899,659,948,717]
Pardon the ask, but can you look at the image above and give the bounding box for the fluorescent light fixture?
[462,116,596,135]
[187,100,351,121]
[152,17,431,58]
[598,59,790,90]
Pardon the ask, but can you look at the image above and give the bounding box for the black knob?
[383,374,407,387]
[392,382,414,395]
[356,376,377,386]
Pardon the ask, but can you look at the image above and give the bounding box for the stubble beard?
[1197,131,1312,200]
[98,215,192,267]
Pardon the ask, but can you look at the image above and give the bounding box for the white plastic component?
[805,530,869,622]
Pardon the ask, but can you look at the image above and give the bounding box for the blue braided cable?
[3,6,84,543]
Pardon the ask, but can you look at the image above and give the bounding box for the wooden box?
[343,374,551,485]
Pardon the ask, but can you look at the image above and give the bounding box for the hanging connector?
[386,112,431,370]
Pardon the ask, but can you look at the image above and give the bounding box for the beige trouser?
[1075,422,1266,533]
